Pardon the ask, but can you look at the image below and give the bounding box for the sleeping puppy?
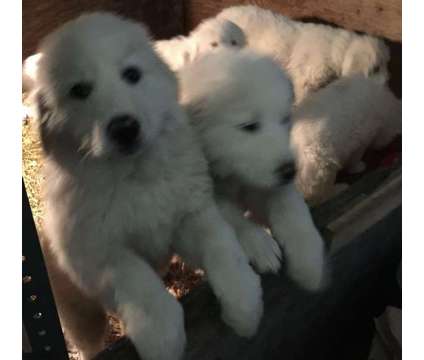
[154,17,246,71]
[292,75,402,205]
[179,49,327,290]
[30,13,262,360]
[216,5,390,103]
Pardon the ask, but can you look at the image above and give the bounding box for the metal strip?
[22,180,69,360]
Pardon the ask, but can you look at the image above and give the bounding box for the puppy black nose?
[107,115,140,150]
[277,162,297,184]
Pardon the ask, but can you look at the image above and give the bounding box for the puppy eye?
[122,66,142,84]
[281,115,291,125]
[371,65,381,74]
[231,40,237,46]
[239,121,260,132]
[211,42,218,48]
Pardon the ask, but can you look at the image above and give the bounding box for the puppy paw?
[220,268,263,337]
[240,227,282,274]
[287,245,328,292]
[131,298,186,360]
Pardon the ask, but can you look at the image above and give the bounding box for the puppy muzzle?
[107,115,141,155]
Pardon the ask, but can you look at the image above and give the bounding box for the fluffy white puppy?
[292,75,402,205]
[216,5,390,102]
[31,13,262,360]
[154,18,245,71]
[179,49,327,290]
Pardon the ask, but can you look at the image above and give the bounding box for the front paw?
[131,298,186,360]
[240,227,282,274]
[220,268,263,338]
[287,246,328,292]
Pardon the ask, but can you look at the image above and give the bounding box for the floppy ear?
[22,53,43,92]
[32,90,58,155]
[34,91,52,123]
[226,20,247,47]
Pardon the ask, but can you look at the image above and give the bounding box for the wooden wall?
[22,0,184,59]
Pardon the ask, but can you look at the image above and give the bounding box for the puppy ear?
[34,90,58,155]
[226,20,247,46]
[36,91,51,122]
[22,53,43,92]
[27,89,52,126]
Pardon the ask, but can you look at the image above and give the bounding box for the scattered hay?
[22,105,45,230]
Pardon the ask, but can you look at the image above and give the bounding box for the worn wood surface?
[94,166,402,360]
[22,0,184,59]
[183,0,401,42]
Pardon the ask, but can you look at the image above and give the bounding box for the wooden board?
[22,0,184,60]
[183,0,402,42]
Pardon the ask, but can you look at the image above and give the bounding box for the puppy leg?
[95,251,186,360]
[216,196,281,274]
[42,242,107,360]
[175,205,263,337]
[267,184,327,291]
[295,159,338,206]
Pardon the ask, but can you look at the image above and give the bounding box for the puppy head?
[190,18,246,58]
[180,49,295,189]
[342,36,390,84]
[34,12,179,162]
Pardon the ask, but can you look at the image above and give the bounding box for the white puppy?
[292,75,402,205]
[31,13,262,360]
[154,18,246,71]
[179,49,327,290]
[216,5,390,102]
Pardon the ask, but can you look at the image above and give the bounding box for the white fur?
[154,18,246,71]
[32,13,262,360]
[154,36,195,72]
[22,53,43,91]
[179,49,326,289]
[291,75,402,205]
[216,5,390,103]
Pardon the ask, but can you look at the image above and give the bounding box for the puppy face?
[342,36,390,84]
[35,13,179,160]
[190,19,246,57]
[180,49,295,189]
